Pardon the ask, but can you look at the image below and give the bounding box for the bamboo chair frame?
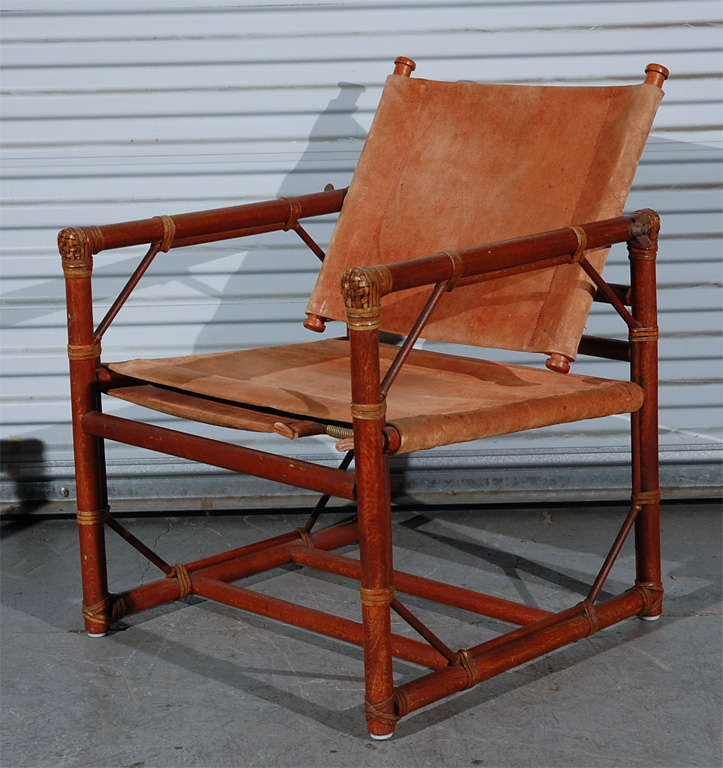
[59,58,667,739]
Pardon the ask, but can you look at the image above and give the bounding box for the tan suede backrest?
[307,74,662,360]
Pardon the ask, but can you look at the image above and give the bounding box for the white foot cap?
[639,614,661,622]
[87,632,107,638]
[369,732,394,741]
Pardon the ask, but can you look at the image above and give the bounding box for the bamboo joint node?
[350,400,386,421]
[360,586,395,606]
[631,489,661,505]
[167,563,193,598]
[76,506,110,526]
[344,305,381,331]
[629,326,658,343]
[67,342,102,361]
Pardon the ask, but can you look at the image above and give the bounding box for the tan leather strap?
[456,648,477,688]
[167,563,193,598]
[629,326,659,343]
[345,305,381,331]
[444,249,464,291]
[67,342,101,360]
[282,198,303,231]
[632,489,661,506]
[154,215,176,252]
[633,581,664,615]
[82,596,110,624]
[351,401,386,421]
[295,527,314,548]
[568,225,588,263]
[581,600,600,634]
[76,506,110,526]
[365,694,398,725]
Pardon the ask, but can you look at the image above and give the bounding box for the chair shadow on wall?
[193,81,368,354]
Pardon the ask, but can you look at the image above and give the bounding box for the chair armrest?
[347,213,651,302]
[58,187,348,255]
[341,210,659,379]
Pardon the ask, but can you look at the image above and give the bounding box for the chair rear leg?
[629,211,663,620]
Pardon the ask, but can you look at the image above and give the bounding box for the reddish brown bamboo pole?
[106,517,172,574]
[629,210,663,619]
[577,335,630,361]
[579,256,639,328]
[194,521,360,583]
[395,588,646,717]
[93,242,161,341]
[380,282,446,396]
[288,547,550,625]
[587,503,640,604]
[109,522,361,622]
[82,412,356,501]
[192,576,447,670]
[59,228,110,636]
[391,598,459,664]
[343,268,397,738]
[378,216,640,297]
[59,188,347,255]
[593,282,632,306]
[183,530,302,573]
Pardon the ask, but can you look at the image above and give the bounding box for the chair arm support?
[58,187,348,256]
[341,213,652,306]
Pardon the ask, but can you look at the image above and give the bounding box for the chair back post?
[628,208,663,617]
[341,265,397,738]
[58,226,111,635]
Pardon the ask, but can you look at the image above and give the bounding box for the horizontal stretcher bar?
[71,187,348,253]
[82,412,356,500]
[394,588,646,716]
[192,575,447,670]
[288,546,550,625]
[111,522,361,617]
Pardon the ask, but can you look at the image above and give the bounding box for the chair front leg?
[60,228,111,636]
[343,267,396,739]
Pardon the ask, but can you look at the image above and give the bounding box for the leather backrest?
[307,74,662,359]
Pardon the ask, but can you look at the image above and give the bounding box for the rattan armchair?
[59,57,668,739]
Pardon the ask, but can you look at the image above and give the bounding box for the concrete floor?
[1,500,720,768]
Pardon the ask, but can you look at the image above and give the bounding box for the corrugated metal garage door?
[2,0,721,509]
